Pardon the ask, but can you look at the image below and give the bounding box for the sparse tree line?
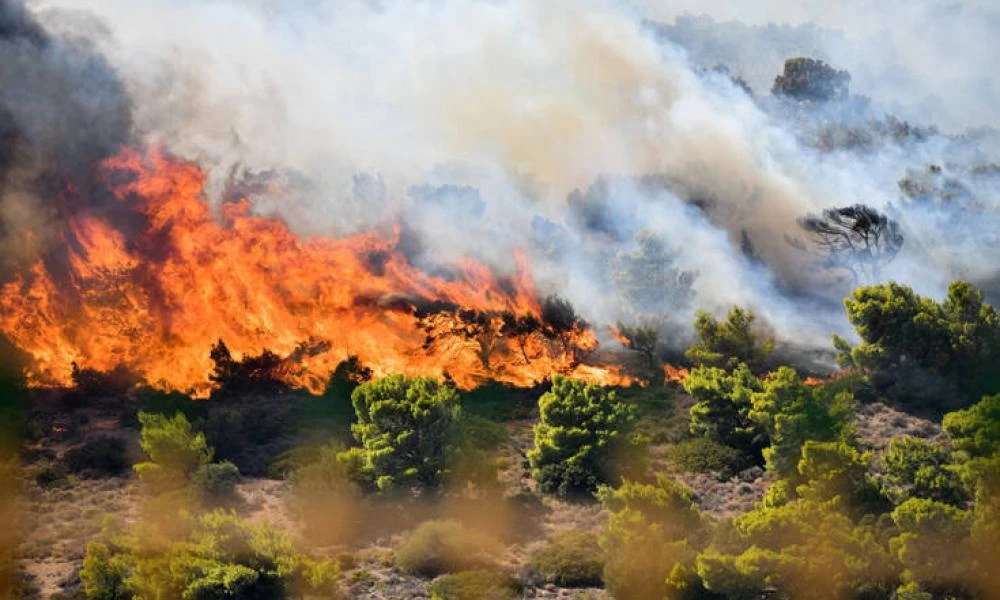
[67,277,1000,599]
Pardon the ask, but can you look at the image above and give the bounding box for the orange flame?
[0,148,629,395]
[663,364,690,385]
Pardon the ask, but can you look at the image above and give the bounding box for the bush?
[683,362,765,458]
[835,281,1000,409]
[669,438,749,480]
[65,436,128,477]
[882,436,968,505]
[598,477,704,599]
[685,307,773,372]
[80,510,339,599]
[528,530,604,587]
[133,412,212,494]
[348,375,460,491]
[394,520,500,577]
[428,570,519,600]
[287,443,363,546]
[191,460,241,506]
[528,376,637,497]
[34,461,69,489]
[749,368,855,479]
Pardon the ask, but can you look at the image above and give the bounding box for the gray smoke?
[16,0,1000,363]
[0,0,131,268]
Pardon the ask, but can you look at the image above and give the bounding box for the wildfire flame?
[663,364,690,385]
[0,148,629,395]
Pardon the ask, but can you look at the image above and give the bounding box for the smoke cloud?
[11,0,1000,364]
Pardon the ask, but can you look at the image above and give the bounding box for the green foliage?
[749,368,855,479]
[80,542,130,600]
[943,394,1000,458]
[881,436,968,505]
[598,477,705,599]
[428,570,519,600]
[528,376,637,497]
[890,498,972,593]
[80,510,339,600]
[684,363,764,456]
[836,281,1000,408]
[133,412,212,495]
[703,499,894,600]
[457,381,537,422]
[130,387,207,428]
[794,440,885,513]
[669,438,749,480]
[528,530,604,587]
[685,307,773,372]
[191,461,241,506]
[394,520,500,577]
[347,375,460,491]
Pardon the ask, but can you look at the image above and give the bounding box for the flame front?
[0,148,627,395]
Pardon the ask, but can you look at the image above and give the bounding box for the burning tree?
[501,312,542,365]
[612,323,660,370]
[420,307,504,372]
[787,204,904,283]
[209,339,285,396]
[541,295,591,366]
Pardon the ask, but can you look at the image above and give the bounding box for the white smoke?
[29,0,1000,360]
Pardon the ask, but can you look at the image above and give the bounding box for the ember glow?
[0,148,627,395]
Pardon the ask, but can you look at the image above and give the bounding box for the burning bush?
[209,339,286,396]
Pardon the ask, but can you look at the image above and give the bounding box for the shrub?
[890,498,973,594]
[80,510,339,599]
[428,570,519,600]
[669,437,749,479]
[528,376,637,497]
[684,363,765,457]
[79,542,130,600]
[835,281,1000,409]
[33,461,69,489]
[528,530,604,587]
[882,436,968,505]
[701,498,896,600]
[685,307,773,372]
[347,375,460,491]
[394,520,500,577]
[133,412,212,494]
[287,443,363,546]
[749,368,855,479]
[598,477,704,599]
[65,436,128,477]
[942,394,1000,459]
[191,460,241,506]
